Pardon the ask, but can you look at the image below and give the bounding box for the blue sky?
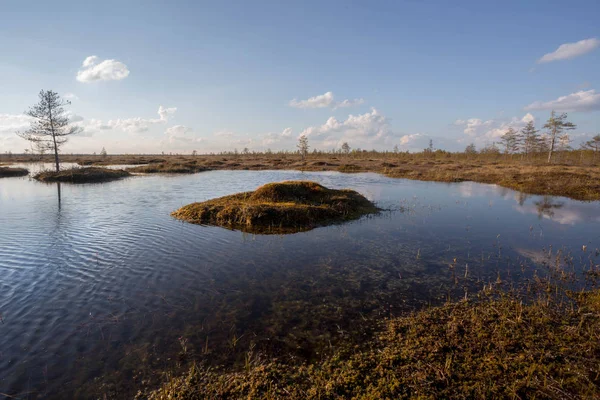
[1,0,599,154]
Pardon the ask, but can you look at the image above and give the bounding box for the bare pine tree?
[582,134,600,159]
[341,142,351,155]
[499,127,519,155]
[297,135,309,160]
[543,111,576,163]
[519,120,539,158]
[465,143,477,155]
[17,90,81,172]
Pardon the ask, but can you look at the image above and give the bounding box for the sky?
[0,0,599,154]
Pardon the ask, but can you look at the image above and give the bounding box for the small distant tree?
[393,145,399,154]
[191,150,198,156]
[465,143,477,155]
[428,139,434,152]
[100,147,108,158]
[341,142,351,155]
[519,121,539,157]
[242,147,250,155]
[582,134,600,159]
[297,135,309,161]
[16,90,81,172]
[499,127,519,155]
[543,111,576,163]
[480,142,500,155]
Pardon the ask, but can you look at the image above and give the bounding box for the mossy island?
[171,180,379,234]
[0,166,29,178]
[34,167,131,183]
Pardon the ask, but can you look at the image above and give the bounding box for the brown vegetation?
[147,284,600,399]
[34,167,130,183]
[171,181,379,233]
[0,166,29,177]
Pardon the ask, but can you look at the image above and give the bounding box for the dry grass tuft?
[171,181,379,234]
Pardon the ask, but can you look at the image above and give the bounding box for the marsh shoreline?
[2,153,599,200]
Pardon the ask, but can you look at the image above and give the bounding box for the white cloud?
[521,113,535,123]
[289,91,365,109]
[281,127,293,138]
[455,113,536,145]
[105,105,176,133]
[157,106,177,121]
[76,118,112,136]
[524,90,600,112]
[289,91,334,109]
[76,56,130,82]
[262,127,295,145]
[67,106,177,135]
[454,118,493,137]
[299,108,392,148]
[333,98,365,109]
[82,56,99,67]
[538,38,600,63]
[399,133,423,145]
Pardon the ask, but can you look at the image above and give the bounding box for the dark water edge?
[0,169,599,398]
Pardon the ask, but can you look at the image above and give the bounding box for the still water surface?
[1,169,599,398]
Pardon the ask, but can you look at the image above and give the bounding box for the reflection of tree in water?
[56,182,62,210]
[516,192,530,206]
[534,196,564,219]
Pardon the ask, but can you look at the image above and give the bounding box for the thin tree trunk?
[48,102,60,172]
[547,135,555,163]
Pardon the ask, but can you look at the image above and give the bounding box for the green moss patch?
[171,181,379,234]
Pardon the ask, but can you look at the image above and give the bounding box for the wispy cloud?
[289,91,365,110]
[164,125,203,144]
[537,38,599,63]
[524,90,600,112]
[289,91,334,108]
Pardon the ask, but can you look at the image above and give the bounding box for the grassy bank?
[147,283,600,399]
[172,181,379,233]
[34,167,130,183]
[382,162,600,201]
[0,166,29,177]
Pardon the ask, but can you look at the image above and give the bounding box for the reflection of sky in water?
[455,181,600,226]
[0,171,598,398]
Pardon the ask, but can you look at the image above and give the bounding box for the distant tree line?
[9,92,598,166]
